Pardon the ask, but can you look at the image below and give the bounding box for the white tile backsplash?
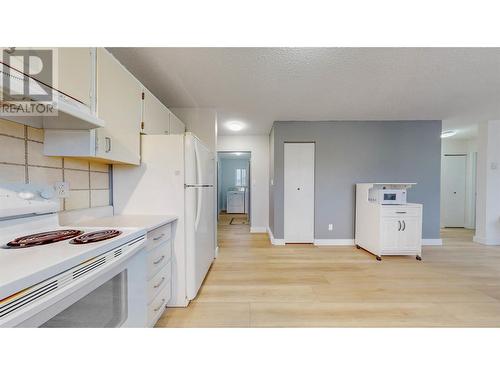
[0,119,25,138]
[0,136,25,164]
[65,190,91,210]
[28,166,63,185]
[0,164,26,183]
[27,141,63,168]
[65,169,90,190]
[0,124,111,211]
[90,171,109,189]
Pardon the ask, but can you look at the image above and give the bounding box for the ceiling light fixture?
[441,130,457,139]
[227,121,244,131]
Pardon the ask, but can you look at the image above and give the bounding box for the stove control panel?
[0,183,60,219]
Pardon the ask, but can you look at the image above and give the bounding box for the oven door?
[8,241,148,328]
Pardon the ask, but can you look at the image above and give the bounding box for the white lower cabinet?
[145,223,173,327]
[379,210,422,257]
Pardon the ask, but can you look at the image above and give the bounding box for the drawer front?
[147,241,172,278]
[146,224,171,250]
[148,261,172,303]
[382,206,421,217]
[148,282,171,327]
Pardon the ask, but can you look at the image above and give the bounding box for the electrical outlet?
[328,224,333,231]
[54,181,70,198]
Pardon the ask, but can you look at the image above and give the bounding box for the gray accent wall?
[269,121,442,240]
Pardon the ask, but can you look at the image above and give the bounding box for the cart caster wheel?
[355,245,361,249]
[416,255,422,261]
[376,256,382,261]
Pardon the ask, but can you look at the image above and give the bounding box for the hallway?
[157,223,500,327]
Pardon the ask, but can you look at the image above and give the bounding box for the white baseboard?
[250,226,267,233]
[312,238,443,246]
[422,239,443,246]
[314,239,355,246]
[267,227,285,245]
[473,235,500,245]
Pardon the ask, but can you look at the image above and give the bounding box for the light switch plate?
[54,181,70,198]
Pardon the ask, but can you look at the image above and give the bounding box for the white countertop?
[77,215,178,232]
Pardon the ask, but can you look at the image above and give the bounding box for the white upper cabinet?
[57,48,94,107]
[142,89,185,135]
[95,48,142,164]
[142,89,170,135]
[169,112,186,134]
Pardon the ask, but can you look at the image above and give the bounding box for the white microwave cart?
[355,183,423,261]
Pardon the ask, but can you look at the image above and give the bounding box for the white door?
[442,155,467,227]
[284,143,315,243]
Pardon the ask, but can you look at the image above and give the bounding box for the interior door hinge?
[141,121,144,130]
[142,92,145,100]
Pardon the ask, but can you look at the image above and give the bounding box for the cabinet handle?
[153,233,165,241]
[153,298,166,312]
[402,220,406,231]
[153,255,165,265]
[154,277,166,289]
[105,137,111,153]
[396,211,407,214]
[398,220,401,231]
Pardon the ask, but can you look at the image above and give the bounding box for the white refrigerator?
[113,133,216,307]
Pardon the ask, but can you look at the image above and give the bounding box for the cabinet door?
[169,112,185,134]
[12,48,94,107]
[143,89,170,134]
[398,216,421,250]
[57,48,93,106]
[96,48,142,165]
[380,217,400,250]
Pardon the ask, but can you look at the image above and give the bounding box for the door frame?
[283,141,315,243]
[216,151,252,227]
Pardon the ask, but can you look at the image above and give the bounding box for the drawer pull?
[153,255,165,265]
[153,233,165,241]
[153,298,166,312]
[396,211,407,214]
[154,277,166,289]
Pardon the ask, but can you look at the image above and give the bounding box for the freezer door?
[185,134,214,186]
[185,186,215,300]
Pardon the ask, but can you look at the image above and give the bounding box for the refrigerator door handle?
[195,187,202,231]
[194,140,202,185]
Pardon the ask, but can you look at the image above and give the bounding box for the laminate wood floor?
[156,215,500,327]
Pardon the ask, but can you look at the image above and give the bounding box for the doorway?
[217,151,251,228]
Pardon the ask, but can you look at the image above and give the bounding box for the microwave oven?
[369,189,407,205]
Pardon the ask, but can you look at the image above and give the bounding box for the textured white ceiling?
[108,48,500,137]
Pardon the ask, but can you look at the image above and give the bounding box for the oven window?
[384,193,397,201]
[41,271,128,328]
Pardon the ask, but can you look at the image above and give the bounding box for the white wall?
[474,121,500,245]
[218,135,269,232]
[171,108,217,153]
[441,138,478,229]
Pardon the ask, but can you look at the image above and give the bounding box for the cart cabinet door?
[381,217,400,250]
[398,216,421,250]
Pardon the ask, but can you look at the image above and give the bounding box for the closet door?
[284,143,315,243]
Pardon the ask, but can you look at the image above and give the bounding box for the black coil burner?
[70,230,122,244]
[5,230,84,249]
